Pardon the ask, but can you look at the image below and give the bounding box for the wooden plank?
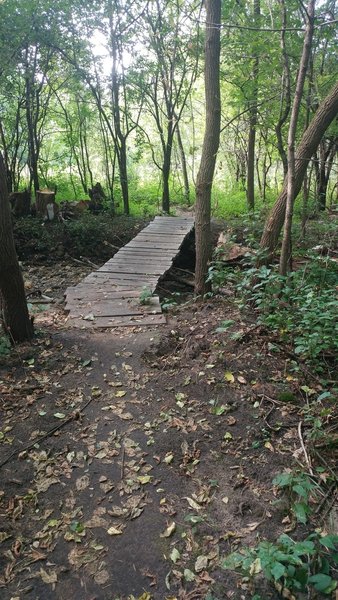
[98,267,165,275]
[65,302,162,318]
[135,236,187,244]
[68,314,167,328]
[84,272,158,282]
[125,241,180,250]
[115,249,173,257]
[107,260,172,269]
[65,289,141,300]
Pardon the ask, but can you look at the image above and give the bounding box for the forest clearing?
[0,0,337,599]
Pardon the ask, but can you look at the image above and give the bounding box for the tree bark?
[275,0,291,178]
[195,0,221,295]
[260,80,338,261]
[316,138,336,210]
[279,0,315,276]
[176,123,190,204]
[0,153,33,342]
[246,0,260,210]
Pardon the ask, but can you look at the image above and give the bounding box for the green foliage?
[211,254,338,369]
[139,287,153,305]
[273,470,318,524]
[222,532,338,596]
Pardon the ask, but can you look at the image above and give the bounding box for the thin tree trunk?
[162,152,171,214]
[275,0,291,177]
[195,0,221,295]
[246,0,260,210]
[317,139,336,210]
[279,0,315,276]
[176,123,190,204]
[260,80,338,261]
[0,153,33,342]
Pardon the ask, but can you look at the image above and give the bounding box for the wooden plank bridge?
[65,216,195,328]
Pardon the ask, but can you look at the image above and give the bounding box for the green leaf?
[270,562,286,580]
[170,548,180,564]
[308,573,332,592]
[293,502,309,524]
[319,535,338,550]
[273,472,292,487]
[184,568,195,582]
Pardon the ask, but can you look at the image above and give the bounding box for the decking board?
[65,216,194,328]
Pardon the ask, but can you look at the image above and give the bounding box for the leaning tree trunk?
[0,153,33,342]
[279,0,315,276]
[195,0,221,295]
[260,80,338,261]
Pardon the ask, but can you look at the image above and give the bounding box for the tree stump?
[9,190,31,217]
[36,189,58,221]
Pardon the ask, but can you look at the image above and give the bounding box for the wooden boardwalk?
[65,216,194,328]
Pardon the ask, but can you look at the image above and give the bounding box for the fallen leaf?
[138,475,152,485]
[170,548,180,564]
[94,570,110,585]
[184,568,195,582]
[115,390,126,398]
[83,313,94,321]
[53,412,65,419]
[224,371,235,383]
[163,452,174,464]
[107,526,123,536]
[75,475,90,491]
[185,497,202,511]
[195,555,208,572]
[39,568,58,584]
[160,522,176,538]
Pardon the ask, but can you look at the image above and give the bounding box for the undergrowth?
[222,531,338,597]
[13,214,147,260]
[209,213,338,374]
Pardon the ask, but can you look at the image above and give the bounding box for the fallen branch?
[67,255,98,269]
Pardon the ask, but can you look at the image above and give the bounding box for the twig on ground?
[298,420,314,475]
[314,483,337,515]
[121,447,125,480]
[67,255,98,269]
[79,256,99,269]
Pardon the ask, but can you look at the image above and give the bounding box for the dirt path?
[1,281,316,600]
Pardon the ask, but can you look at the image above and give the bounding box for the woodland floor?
[0,217,337,600]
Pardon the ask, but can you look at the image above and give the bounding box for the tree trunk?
[279,0,315,276]
[246,0,260,210]
[317,139,336,210]
[260,80,338,261]
[195,0,221,295]
[162,128,174,213]
[176,123,190,204]
[275,0,291,178]
[118,138,129,215]
[0,154,33,342]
